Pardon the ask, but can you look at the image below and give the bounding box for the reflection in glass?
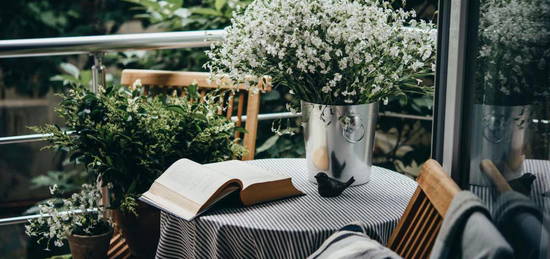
[470,0,550,186]
[465,0,550,256]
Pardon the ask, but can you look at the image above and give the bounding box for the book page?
[206,160,304,206]
[141,191,199,221]
[155,158,234,205]
[205,160,287,189]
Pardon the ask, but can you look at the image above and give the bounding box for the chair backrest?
[386,159,460,259]
[120,69,272,160]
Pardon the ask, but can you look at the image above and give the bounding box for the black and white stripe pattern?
[470,159,550,214]
[155,158,417,259]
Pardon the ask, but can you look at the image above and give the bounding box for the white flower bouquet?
[25,184,112,249]
[206,0,436,105]
[477,0,550,105]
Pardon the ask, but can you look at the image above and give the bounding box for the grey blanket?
[308,221,402,259]
[494,190,550,258]
[430,191,514,259]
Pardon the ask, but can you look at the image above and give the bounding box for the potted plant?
[469,0,550,185]
[26,184,113,259]
[33,83,246,257]
[206,0,436,185]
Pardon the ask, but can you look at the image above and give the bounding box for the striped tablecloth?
[470,159,550,214]
[155,158,417,259]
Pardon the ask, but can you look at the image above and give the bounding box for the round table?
[155,158,417,259]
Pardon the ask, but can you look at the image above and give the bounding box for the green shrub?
[33,83,246,213]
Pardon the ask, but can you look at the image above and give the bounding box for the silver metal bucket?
[469,104,531,186]
[301,101,378,186]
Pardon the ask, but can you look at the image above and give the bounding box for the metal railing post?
[91,52,106,94]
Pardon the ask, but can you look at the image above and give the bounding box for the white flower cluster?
[206,0,436,105]
[478,0,550,103]
[25,184,110,249]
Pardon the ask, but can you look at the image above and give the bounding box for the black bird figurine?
[315,172,355,197]
[508,173,536,196]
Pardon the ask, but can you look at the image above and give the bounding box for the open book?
[140,159,304,221]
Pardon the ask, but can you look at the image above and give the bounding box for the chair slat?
[216,93,225,115]
[405,203,439,259]
[420,220,442,258]
[242,91,260,160]
[226,92,235,120]
[388,188,422,248]
[401,197,432,258]
[234,92,245,141]
[395,192,428,254]
[409,203,440,259]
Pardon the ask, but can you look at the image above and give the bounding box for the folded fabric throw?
[493,190,550,258]
[308,222,402,259]
[430,191,514,259]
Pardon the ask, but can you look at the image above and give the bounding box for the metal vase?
[301,101,378,186]
[469,104,531,186]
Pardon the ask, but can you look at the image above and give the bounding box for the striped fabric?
[470,159,550,214]
[155,158,417,259]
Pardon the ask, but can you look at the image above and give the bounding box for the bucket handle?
[341,114,365,143]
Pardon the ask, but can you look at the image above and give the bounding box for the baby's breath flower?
[26,184,111,250]
[206,0,436,105]
[49,184,58,195]
[477,0,549,104]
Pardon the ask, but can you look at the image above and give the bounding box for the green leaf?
[234,127,248,134]
[166,105,186,114]
[69,151,83,162]
[60,63,80,78]
[262,90,281,101]
[256,134,279,153]
[165,0,183,7]
[50,74,79,86]
[188,84,199,99]
[215,0,226,11]
[191,7,223,17]
[191,113,207,121]
[80,70,92,87]
[127,180,138,194]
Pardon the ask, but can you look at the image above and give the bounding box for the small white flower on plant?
[25,184,111,250]
[49,184,58,195]
[205,0,436,105]
[477,0,549,102]
[131,79,142,91]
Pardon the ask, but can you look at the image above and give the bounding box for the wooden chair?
[386,159,461,259]
[120,69,271,160]
[107,69,271,259]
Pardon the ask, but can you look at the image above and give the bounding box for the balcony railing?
[0,30,226,58]
[0,30,434,226]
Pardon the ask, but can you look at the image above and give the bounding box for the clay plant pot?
[68,227,113,259]
[112,201,160,258]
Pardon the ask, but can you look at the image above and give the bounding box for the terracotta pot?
[68,227,113,259]
[112,201,161,259]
